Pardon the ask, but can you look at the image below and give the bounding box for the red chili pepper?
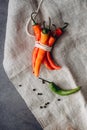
[44,23,69,70]
[43,56,54,70]
[46,35,61,70]
[43,35,56,70]
[55,23,69,37]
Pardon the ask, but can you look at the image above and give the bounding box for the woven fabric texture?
[3,0,87,129]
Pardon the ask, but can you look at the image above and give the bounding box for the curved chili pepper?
[43,56,54,70]
[46,23,69,70]
[47,52,61,70]
[39,78,81,96]
[42,34,56,70]
[44,33,61,70]
[47,31,61,70]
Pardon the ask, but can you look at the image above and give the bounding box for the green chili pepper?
[39,77,81,96]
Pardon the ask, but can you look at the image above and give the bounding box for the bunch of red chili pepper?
[31,12,68,77]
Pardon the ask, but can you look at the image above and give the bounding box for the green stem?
[42,21,47,34]
[42,21,50,34]
[48,17,51,30]
[43,21,46,29]
[61,22,69,31]
[52,24,56,30]
[39,77,51,83]
[52,24,57,37]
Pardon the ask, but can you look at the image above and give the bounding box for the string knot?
[35,41,52,52]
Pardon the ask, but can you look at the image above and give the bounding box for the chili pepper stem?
[52,24,56,30]
[39,77,51,83]
[43,21,46,29]
[61,22,69,30]
[48,17,51,30]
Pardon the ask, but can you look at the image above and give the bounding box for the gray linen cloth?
[3,0,87,130]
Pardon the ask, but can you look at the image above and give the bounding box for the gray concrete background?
[0,0,42,130]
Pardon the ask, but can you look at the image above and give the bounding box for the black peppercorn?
[40,106,43,109]
[44,105,47,108]
[45,102,50,105]
[57,99,61,101]
[37,93,43,95]
[19,84,22,87]
[33,88,36,91]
